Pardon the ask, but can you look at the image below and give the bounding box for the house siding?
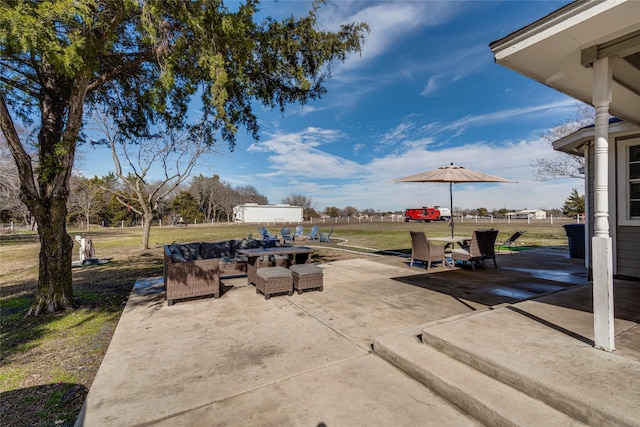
[615,135,640,279]
[587,138,640,279]
[616,227,640,278]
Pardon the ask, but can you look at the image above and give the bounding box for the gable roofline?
[489,1,593,52]
[552,119,638,155]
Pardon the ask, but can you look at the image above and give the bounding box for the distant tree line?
[0,171,268,228]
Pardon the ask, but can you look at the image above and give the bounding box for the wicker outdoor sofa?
[163,239,288,305]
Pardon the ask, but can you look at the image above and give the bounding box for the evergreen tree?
[562,188,585,217]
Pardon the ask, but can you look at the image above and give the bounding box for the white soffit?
[490,0,640,125]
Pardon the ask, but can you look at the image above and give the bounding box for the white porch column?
[582,143,590,271]
[592,56,614,352]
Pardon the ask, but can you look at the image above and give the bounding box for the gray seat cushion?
[289,264,322,276]
[256,266,292,279]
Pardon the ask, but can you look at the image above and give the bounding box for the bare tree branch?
[530,104,593,181]
[91,110,221,248]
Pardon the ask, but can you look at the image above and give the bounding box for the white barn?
[506,209,547,220]
[233,204,303,224]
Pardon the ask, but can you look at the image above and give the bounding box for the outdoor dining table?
[237,246,315,286]
[429,236,472,251]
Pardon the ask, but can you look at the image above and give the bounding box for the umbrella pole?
[450,181,454,238]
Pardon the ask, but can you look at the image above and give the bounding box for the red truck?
[404,207,441,222]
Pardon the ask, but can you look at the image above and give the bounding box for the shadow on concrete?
[391,267,584,308]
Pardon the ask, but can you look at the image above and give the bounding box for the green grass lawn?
[0,219,572,425]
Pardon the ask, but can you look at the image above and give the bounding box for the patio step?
[374,331,588,427]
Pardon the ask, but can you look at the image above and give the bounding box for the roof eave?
[552,120,638,154]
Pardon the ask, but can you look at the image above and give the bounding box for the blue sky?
[78,0,585,213]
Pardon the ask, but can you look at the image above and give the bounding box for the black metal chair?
[498,231,526,254]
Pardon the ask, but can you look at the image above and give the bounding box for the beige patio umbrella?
[392,163,516,237]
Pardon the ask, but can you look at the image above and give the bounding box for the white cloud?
[421,76,440,97]
[436,99,578,135]
[360,137,582,212]
[241,95,587,211]
[319,1,464,71]
[242,122,583,212]
[420,44,492,97]
[249,127,366,179]
[379,122,415,146]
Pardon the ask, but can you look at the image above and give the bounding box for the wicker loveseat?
[163,239,288,305]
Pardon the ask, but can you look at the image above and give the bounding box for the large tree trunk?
[1,72,88,316]
[28,198,75,316]
[141,211,152,250]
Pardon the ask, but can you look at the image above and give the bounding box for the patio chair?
[294,225,304,239]
[451,231,484,270]
[280,227,293,245]
[409,231,447,271]
[452,229,498,270]
[259,227,279,246]
[319,227,334,243]
[478,229,499,268]
[306,225,319,240]
[498,230,526,254]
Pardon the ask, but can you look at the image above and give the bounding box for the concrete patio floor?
[76,248,640,426]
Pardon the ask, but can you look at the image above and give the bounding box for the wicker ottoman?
[290,264,323,294]
[255,266,293,299]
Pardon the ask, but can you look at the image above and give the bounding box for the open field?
[0,220,574,426]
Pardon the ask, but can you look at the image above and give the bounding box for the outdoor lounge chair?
[498,230,526,253]
[319,227,333,242]
[306,225,319,240]
[259,227,279,246]
[280,227,293,245]
[409,231,447,271]
[295,224,304,239]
